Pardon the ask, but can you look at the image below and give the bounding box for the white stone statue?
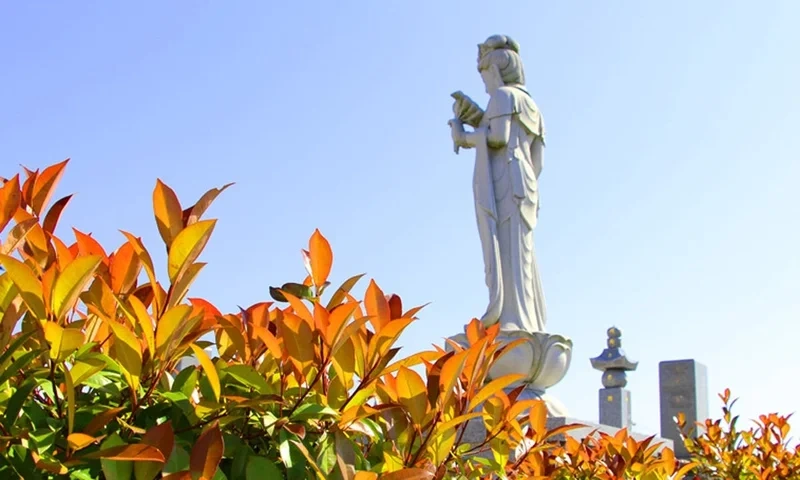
[448,34,547,333]
[447,35,572,415]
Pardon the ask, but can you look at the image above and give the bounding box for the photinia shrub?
[0,160,794,479]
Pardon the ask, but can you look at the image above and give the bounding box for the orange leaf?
[153,179,183,248]
[438,350,468,407]
[529,400,547,438]
[252,325,283,360]
[0,174,21,232]
[364,279,390,331]
[396,366,429,424]
[30,159,68,216]
[354,472,378,480]
[189,297,223,331]
[73,229,108,258]
[109,241,141,294]
[282,291,313,328]
[84,443,165,462]
[380,468,435,480]
[280,312,314,376]
[308,229,333,288]
[120,231,163,315]
[67,433,96,451]
[185,183,233,226]
[468,374,525,412]
[190,421,224,480]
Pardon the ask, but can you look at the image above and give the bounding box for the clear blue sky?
[2,1,799,438]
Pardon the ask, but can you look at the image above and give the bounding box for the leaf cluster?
[0,162,794,479]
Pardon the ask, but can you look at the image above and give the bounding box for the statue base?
[446,328,573,415]
[460,414,674,460]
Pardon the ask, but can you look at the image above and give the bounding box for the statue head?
[477,34,525,93]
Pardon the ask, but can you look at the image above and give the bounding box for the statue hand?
[448,119,467,151]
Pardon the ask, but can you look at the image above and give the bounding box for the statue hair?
[477,34,525,86]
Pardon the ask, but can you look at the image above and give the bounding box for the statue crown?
[478,34,520,61]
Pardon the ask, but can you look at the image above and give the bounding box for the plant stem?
[50,361,62,419]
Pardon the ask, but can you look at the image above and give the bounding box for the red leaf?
[141,421,174,465]
[190,421,224,480]
[83,443,165,462]
[42,194,72,234]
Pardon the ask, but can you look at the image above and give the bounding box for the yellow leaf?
[67,432,96,451]
[105,319,142,392]
[155,304,192,358]
[166,262,205,310]
[120,231,163,315]
[1,218,38,256]
[153,179,184,248]
[0,254,45,319]
[64,367,76,435]
[127,295,155,357]
[70,358,106,386]
[308,229,333,288]
[167,220,215,284]
[42,321,85,361]
[467,374,524,412]
[367,317,413,364]
[396,366,429,425]
[51,255,102,321]
[190,344,220,402]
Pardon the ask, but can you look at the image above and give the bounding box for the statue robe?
[473,85,547,332]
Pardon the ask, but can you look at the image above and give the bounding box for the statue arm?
[454,89,514,149]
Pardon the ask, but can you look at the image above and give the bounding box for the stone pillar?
[658,359,709,459]
[590,327,638,429]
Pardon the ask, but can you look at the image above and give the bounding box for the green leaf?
[290,403,339,422]
[246,455,282,479]
[278,430,306,479]
[29,428,57,455]
[100,434,133,480]
[7,444,39,479]
[0,330,36,368]
[0,349,42,387]
[230,444,250,479]
[315,435,337,475]
[280,282,313,300]
[3,378,36,430]
[224,365,270,394]
[268,286,287,302]
[172,367,199,399]
[163,445,189,475]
